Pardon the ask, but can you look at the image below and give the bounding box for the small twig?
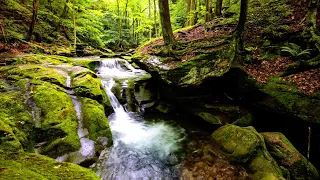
[307,127,311,179]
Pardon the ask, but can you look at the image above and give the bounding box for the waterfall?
[94,58,186,180]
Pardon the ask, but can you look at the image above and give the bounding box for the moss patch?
[260,77,320,123]
[33,82,80,158]
[0,64,66,87]
[0,152,100,180]
[72,73,104,100]
[81,98,113,147]
[0,91,34,152]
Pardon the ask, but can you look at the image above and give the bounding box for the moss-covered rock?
[33,82,80,158]
[81,98,113,147]
[133,44,234,87]
[72,72,103,100]
[0,152,100,180]
[1,54,72,66]
[0,64,67,87]
[259,78,320,123]
[233,113,254,127]
[0,91,34,152]
[212,125,284,179]
[262,132,320,180]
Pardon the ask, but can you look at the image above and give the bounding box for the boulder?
[212,125,284,179]
[262,132,320,180]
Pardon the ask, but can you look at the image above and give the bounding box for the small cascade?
[94,58,186,179]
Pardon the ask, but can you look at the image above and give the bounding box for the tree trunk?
[149,0,152,39]
[154,0,158,37]
[186,0,191,26]
[26,0,39,41]
[124,0,129,28]
[158,0,176,46]
[215,0,223,17]
[234,0,248,64]
[117,0,121,46]
[205,0,212,22]
[190,0,197,25]
[73,5,76,49]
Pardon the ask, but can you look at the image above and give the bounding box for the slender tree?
[149,0,152,39]
[158,0,176,46]
[215,0,223,17]
[26,0,40,41]
[205,0,212,22]
[154,0,158,37]
[234,0,248,63]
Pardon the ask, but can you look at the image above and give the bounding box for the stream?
[93,58,187,179]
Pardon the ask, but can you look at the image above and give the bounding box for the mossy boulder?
[0,152,100,180]
[0,64,67,87]
[133,45,233,87]
[212,125,284,179]
[257,77,320,124]
[81,98,113,147]
[33,82,80,158]
[72,71,103,100]
[262,132,320,180]
[0,91,34,152]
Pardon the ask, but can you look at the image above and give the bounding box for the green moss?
[1,64,66,87]
[81,98,113,146]
[73,73,103,100]
[73,59,99,71]
[5,55,72,65]
[212,125,284,178]
[0,92,34,151]
[0,119,23,152]
[212,125,265,162]
[33,82,80,158]
[261,78,320,123]
[195,112,222,125]
[250,172,285,180]
[262,132,320,180]
[0,80,8,92]
[233,113,254,127]
[250,155,283,178]
[0,152,100,180]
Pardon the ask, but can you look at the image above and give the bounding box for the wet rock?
[262,132,320,180]
[212,125,284,179]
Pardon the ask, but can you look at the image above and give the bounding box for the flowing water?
[93,58,186,179]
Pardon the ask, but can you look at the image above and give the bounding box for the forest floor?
[139,0,320,95]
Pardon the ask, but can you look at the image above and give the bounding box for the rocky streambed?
[0,54,319,180]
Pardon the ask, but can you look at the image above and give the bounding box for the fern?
[281,43,312,60]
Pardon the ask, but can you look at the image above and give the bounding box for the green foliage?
[281,43,312,60]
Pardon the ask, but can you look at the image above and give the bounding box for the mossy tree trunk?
[186,0,197,26]
[215,0,223,17]
[158,0,176,46]
[26,0,39,41]
[233,0,248,65]
[205,0,213,22]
